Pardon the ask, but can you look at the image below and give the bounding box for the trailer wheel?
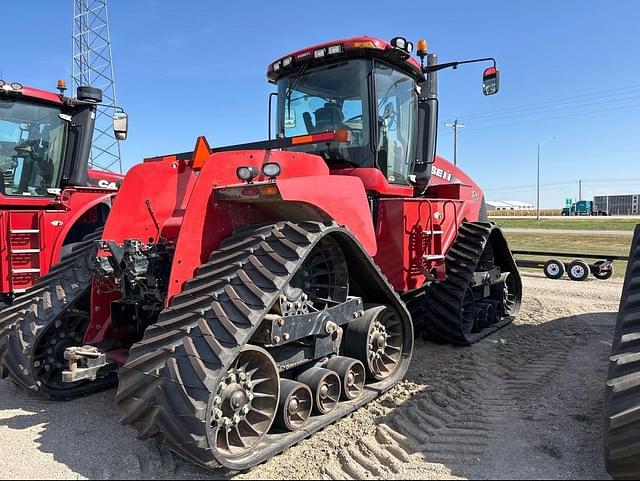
[591,261,614,281]
[543,259,565,280]
[567,259,590,281]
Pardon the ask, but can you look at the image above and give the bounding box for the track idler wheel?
[344,305,404,382]
[501,272,519,316]
[274,380,312,432]
[297,367,341,415]
[208,345,279,460]
[326,356,365,401]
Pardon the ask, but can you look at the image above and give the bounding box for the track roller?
[476,302,494,330]
[326,356,365,401]
[297,367,341,415]
[274,380,312,432]
[344,305,404,381]
[207,345,279,460]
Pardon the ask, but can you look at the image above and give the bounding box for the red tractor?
[0,80,126,304]
[0,37,521,470]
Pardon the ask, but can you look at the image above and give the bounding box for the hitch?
[62,346,108,383]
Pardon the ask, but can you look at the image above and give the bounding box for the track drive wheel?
[207,346,279,461]
[344,305,404,381]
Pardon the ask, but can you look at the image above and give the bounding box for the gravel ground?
[0,273,620,480]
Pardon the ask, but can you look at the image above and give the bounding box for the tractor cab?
[0,80,128,199]
[268,36,499,193]
[269,37,422,187]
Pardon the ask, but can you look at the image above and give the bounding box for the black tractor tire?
[567,259,590,282]
[603,226,640,479]
[543,259,566,280]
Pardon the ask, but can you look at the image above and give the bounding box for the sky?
[2,1,639,208]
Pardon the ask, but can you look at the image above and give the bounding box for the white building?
[486,200,535,211]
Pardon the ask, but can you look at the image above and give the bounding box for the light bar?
[282,56,293,67]
[327,44,343,55]
[0,80,23,92]
[314,48,326,59]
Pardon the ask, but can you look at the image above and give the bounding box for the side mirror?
[113,112,128,141]
[482,67,500,96]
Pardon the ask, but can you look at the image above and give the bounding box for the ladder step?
[423,255,446,261]
[423,230,444,235]
[11,249,41,254]
[10,229,40,234]
[12,268,41,274]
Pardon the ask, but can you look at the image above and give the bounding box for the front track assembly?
[116,221,413,470]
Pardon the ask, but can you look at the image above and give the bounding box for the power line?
[443,101,640,134]
[444,83,640,124]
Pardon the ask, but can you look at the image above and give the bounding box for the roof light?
[10,82,23,91]
[391,37,407,50]
[282,56,293,67]
[262,162,281,178]
[327,44,343,55]
[0,80,5,88]
[273,61,281,72]
[314,48,326,59]
[350,40,375,49]
[417,39,428,55]
[406,42,414,53]
[236,166,259,183]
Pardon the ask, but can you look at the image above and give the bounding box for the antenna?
[72,0,122,173]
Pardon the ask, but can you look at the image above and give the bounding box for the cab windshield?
[276,58,418,184]
[277,59,373,168]
[0,98,67,196]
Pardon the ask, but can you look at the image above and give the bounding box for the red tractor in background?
[0,80,126,303]
[0,37,521,470]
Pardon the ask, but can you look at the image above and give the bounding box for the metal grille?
[72,0,121,172]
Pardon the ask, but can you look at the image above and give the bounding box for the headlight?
[262,162,281,178]
[236,166,259,183]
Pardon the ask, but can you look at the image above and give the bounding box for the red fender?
[46,194,114,267]
[166,152,376,302]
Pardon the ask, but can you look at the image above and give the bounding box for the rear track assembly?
[0,230,116,398]
[404,222,522,345]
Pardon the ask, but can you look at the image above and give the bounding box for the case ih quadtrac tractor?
[0,80,126,304]
[0,37,521,470]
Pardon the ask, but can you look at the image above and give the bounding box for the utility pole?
[579,179,582,201]
[445,119,464,166]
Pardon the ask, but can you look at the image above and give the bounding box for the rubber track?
[404,222,521,346]
[604,225,640,480]
[0,231,109,397]
[116,221,413,471]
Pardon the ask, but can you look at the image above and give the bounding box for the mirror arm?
[422,57,496,74]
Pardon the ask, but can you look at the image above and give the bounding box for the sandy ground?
[0,273,621,480]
